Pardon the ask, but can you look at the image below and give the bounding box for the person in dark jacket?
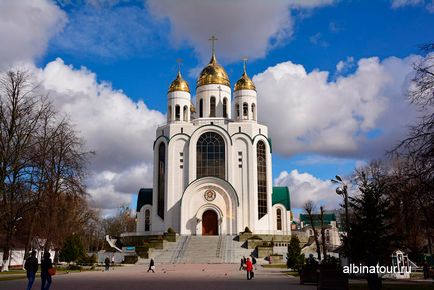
[40,252,53,290]
[24,250,38,290]
[104,257,110,271]
[147,258,155,273]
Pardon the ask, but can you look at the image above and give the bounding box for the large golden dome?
[234,70,256,91]
[168,71,190,93]
[196,53,230,88]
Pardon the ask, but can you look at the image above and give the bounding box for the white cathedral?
[136,45,291,236]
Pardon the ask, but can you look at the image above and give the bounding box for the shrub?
[244,226,252,233]
[167,227,176,234]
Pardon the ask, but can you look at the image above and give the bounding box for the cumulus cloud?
[335,56,354,74]
[391,0,434,12]
[147,0,334,63]
[52,4,159,59]
[32,58,165,209]
[254,55,420,158]
[274,170,339,209]
[0,0,66,68]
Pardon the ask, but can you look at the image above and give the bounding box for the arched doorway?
[202,210,218,235]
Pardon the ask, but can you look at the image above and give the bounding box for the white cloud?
[52,4,158,59]
[274,170,339,209]
[0,0,67,68]
[254,55,420,158]
[32,58,165,210]
[147,0,334,63]
[336,56,354,74]
[391,0,434,12]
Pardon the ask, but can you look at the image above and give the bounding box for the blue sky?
[1,0,433,216]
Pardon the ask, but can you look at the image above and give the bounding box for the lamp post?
[331,175,351,264]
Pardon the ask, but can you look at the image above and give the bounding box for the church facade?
[136,48,291,236]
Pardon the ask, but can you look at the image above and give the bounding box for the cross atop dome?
[209,35,218,56]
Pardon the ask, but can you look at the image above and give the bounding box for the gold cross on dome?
[176,58,183,73]
[242,57,248,73]
[209,35,218,54]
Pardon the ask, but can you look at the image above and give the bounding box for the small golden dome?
[168,71,190,93]
[234,70,256,91]
[196,53,230,88]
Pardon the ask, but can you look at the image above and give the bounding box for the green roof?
[136,188,152,212]
[300,213,336,227]
[272,186,291,210]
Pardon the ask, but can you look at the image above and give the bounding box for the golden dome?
[234,70,256,91]
[168,71,190,93]
[196,53,230,88]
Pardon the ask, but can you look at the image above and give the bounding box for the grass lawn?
[0,268,97,282]
[261,264,287,268]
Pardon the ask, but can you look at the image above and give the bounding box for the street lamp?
[331,175,351,264]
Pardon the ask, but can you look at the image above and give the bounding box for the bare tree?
[393,44,434,254]
[0,70,49,271]
[304,201,321,261]
[0,70,92,270]
[320,206,327,260]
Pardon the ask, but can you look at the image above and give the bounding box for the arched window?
[223,98,228,118]
[158,143,165,219]
[243,102,248,118]
[199,99,203,118]
[251,103,256,120]
[257,141,267,219]
[235,103,240,118]
[144,209,150,231]
[210,97,216,117]
[196,132,225,179]
[309,229,313,236]
[183,105,188,122]
[276,208,282,231]
[168,105,172,122]
[175,105,180,121]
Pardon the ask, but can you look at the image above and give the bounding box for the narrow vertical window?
[145,209,150,231]
[223,98,228,118]
[199,99,203,117]
[168,106,172,122]
[257,141,267,219]
[252,103,256,120]
[210,97,216,117]
[276,208,282,231]
[158,143,165,219]
[236,103,240,117]
[175,105,180,121]
[243,102,248,117]
[183,105,188,122]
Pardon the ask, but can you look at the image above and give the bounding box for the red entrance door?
[202,210,218,235]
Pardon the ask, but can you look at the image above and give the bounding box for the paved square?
[0,264,316,290]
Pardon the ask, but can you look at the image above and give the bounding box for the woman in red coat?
[245,257,254,280]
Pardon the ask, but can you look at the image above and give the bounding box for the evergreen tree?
[287,235,304,269]
[59,234,85,263]
[348,162,396,290]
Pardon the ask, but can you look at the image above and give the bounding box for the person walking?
[245,257,253,280]
[104,257,110,271]
[423,260,429,279]
[24,250,38,290]
[251,255,257,270]
[40,252,53,290]
[147,258,155,273]
[239,256,245,271]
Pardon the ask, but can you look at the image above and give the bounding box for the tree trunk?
[320,206,327,260]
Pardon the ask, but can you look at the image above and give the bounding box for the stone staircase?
[138,235,254,265]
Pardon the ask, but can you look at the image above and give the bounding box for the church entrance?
[202,210,218,235]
